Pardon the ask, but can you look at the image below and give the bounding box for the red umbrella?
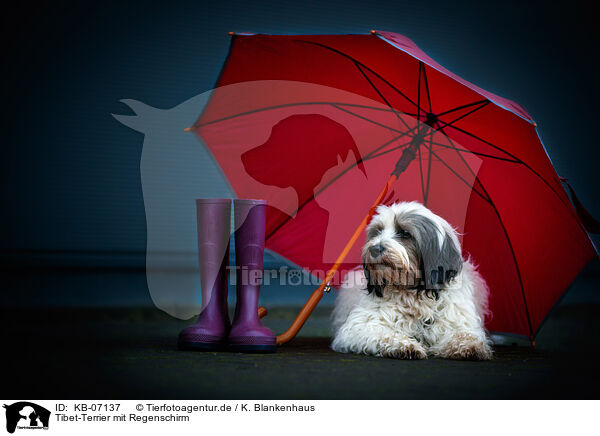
[190,30,597,344]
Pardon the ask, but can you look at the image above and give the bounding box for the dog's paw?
[438,333,493,361]
[380,336,427,360]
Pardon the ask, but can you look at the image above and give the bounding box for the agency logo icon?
[3,402,50,434]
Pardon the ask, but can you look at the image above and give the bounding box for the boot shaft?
[229,199,276,351]
[178,199,233,350]
[234,199,266,272]
[196,198,231,312]
[233,199,266,320]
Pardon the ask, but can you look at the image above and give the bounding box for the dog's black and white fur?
[331,201,492,360]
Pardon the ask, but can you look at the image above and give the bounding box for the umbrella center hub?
[424,112,438,128]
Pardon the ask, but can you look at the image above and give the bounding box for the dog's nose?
[369,244,384,258]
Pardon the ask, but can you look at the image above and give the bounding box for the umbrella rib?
[429,146,535,339]
[441,101,491,129]
[265,131,414,240]
[426,145,491,204]
[428,140,520,163]
[365,138,415,160]
[331,110,422,156]
[422,63,433,113]
[336,103,419,117]
[434,120,522,162]
[418,100,516,166]
[435,124,479,182]
[353,127,419,164]
[331,103,413,136]
[467,179,535,339]
[421,61,434,206]
[194,101,417,128]
[353,62,412,132]
[436,99,490,117]
[292,39,490,128]
[433,121,541,338]
[293,40,420,110]
[434,122,571,338]
[424,135,434,205]
[417,143,426,202]
[436,120,576,212]
[417,62,422,121]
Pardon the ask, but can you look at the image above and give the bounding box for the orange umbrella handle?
[258,174,397,345]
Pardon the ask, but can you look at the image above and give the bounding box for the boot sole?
[178,340,228,351]
[229,344,277,353]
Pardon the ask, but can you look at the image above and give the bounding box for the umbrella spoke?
[354,63,412,132]
[294,40,421,110]
[427,146,491,204]
[421,63,433,114]
[365,138,414,160]
[437,99,489,117]
[440,100,491,129]
[265,131,414,240]
[417,144,426,202]
[331,103,417,137]
[423,136,434,205]
[435,124,478,181]
[416,102,516,164]
[433,119,518,160]
[435,120,577,213]
[335,103,419,117]
[436,124,504,213]
[465,176,535,338]
[196,101,418,128]
[428,140,519,163]
[417,62,422,121]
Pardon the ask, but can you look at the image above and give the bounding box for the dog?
[331,201,492,360]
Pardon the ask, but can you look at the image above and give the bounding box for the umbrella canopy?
[192,31,597,339]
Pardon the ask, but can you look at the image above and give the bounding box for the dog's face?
[363,202,463,296]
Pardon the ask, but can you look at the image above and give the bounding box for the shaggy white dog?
[331,201,492,360]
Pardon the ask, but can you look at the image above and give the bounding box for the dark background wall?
[2,0,598,269]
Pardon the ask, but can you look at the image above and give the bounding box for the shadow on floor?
[2,303,599,399]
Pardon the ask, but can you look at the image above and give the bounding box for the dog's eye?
[395,229,411,239]
[368,225,384,238]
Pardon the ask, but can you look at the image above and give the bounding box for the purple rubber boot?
[229,199,277,353]
[178,199,232,351]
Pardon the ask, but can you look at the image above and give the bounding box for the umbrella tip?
[184,127,192,132]
[228,31,235,36]
[370,30,376,34]
[533,122,537,127]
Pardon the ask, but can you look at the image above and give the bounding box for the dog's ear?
[413,219,462,290]
[363,263,384,297]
